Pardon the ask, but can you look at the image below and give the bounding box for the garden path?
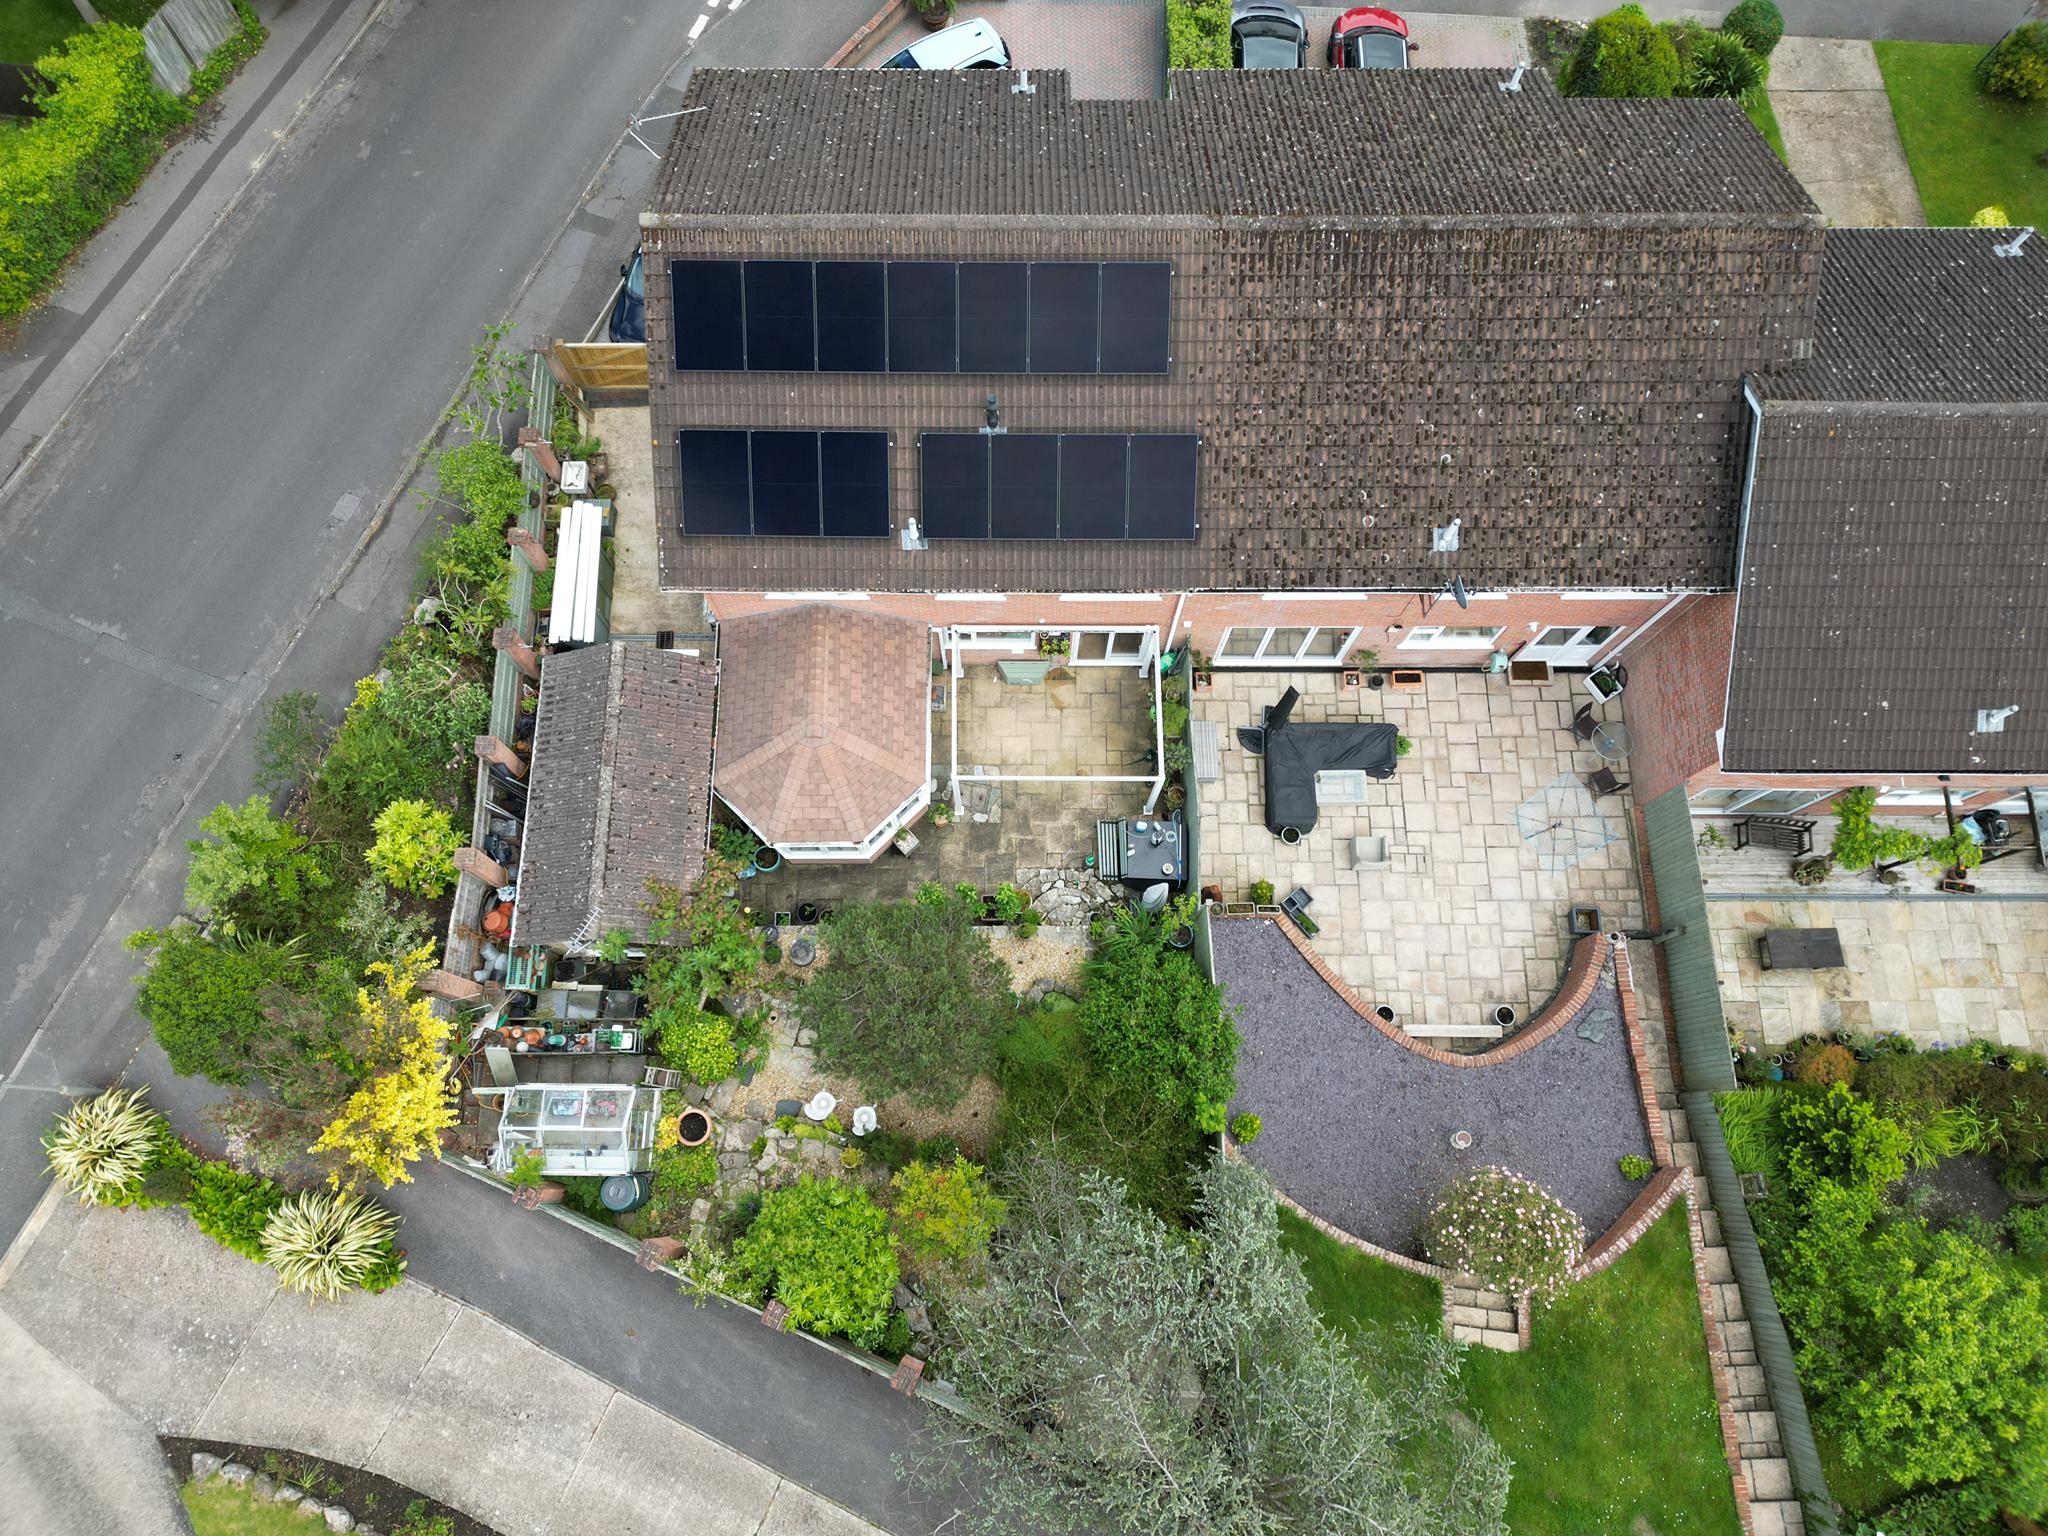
[1768,36,1926,225]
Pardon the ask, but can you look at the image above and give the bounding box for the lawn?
[181,1478,327,1536]
[1288,1204,1742,1536]
[1873,40,2048,227]
[0,0,85,64]
[1744,87,1786,165]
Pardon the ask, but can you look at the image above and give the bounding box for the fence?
[140,0,239,95]
[550,340,648,404]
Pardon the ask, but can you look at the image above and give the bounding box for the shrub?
[307,948,457,1190]
[653,1003,739,1085]
[1716,1087,1784,1175]
[0,26,190,318]
[1971,204,2014,226]
[2009,1204,2048,1263]
[338,876,433,970]
[311,704,450,837]
[1619,1153,1655,1180]
[1229,1111,1263,1145]
[128,924,299,1083]
[1980,21,2048,101]
[649,1144,717,1224]
[373,650,492,764]
[1988,1070,2048,1164]
[1248,878,1275,905]
[864,1128,918,1171]
[889,1156,1007,1276]
[1852,1484,2003,1536]
[1079,901,1238,1122]
[44,1087,158,1204]
[187,1159,288,1261]
[365,799,461,897]
[1831,786,1983,875]
[184,796,330,933]
[1795,1042,1857,1087]
[916,1133,962,1165]
[1165,0,1231,69]
[1901,1102,1996,1169]
[730,1176,899,1347]
[1682,28,1766,96]
[261,1190,402,1300]
[1421,1166,1585,1306]
[1561,4,1682,98]
[1721,0,1784,57]
[254,691,332,796]
[1778,1083,1908,1201]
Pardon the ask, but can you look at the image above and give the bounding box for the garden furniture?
[1758,927,1846,970]
[1731,815,1815,855]
[1255,688,1400,838]
[1570,703,1599,743]
[1590,720,1631,762]
[1586,766,1628,801]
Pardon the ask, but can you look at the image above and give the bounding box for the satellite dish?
[1451,576,1471,609]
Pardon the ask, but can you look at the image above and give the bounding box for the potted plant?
[752,844,783,875]
[677,1108,713,1147]
[1036,631,1070,658]
[931,799,953,827]
[916,0,955,27]
[1791,855,1833,887]
[1249,878,1275,906]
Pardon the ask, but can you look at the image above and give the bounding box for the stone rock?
[893,1282,918,1312]
[708,1080,737,1115]
[688,1198,712,1225]
[219,1464,254,1486]
[801,1138,834,1164]
[271,1483,305,1504]
[251,1475,275,1499]
[753,1150,777,1173]
[359,1529,382,1536]
[323,1505,356,1532]
[191,1453,223,1483]
[906,1301,933,1337]
[796,1027,817,1047]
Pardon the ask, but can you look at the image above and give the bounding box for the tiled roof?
[644,70,1822,594]
[1722,404,2048,774]
[1757,228,2048,404]
[713,604,930,848]
[513,644,717,947]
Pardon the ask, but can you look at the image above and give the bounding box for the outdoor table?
[1759,928,1846,971]
[1121,818,1182,886]
[1592,720,1632,762]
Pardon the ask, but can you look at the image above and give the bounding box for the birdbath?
[804,1090,837,1122]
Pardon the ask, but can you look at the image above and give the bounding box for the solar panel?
[750,430,822,537]
[919,433,990,540]
[889,262,957,373]
[1058,434,1128,539]
[1099,263,1173,374]
[672,260,745,372]
[958,262,1029,374]
[676,430,751,535]
[820,431,890,538]
[1126,434,1200,540]
[990,434,1059,539]
[743,260,815,373]
[1029,263,1101,374]
[815,261,886,373]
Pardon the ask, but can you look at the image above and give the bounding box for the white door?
[1517,624,1621,666]
[1070,629,1156,668]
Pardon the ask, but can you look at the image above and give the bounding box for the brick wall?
[1617,593,1734,805]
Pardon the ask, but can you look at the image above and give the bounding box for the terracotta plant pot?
[678,1109,713,1147]
[918,2,952,28]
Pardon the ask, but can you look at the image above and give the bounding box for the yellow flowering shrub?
[311,946,457,1188]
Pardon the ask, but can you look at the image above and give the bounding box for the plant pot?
[678,1110,713,1147]
[1366,673,1386,690]
[1193,671,1213,694]
[1169,924,1195,950]
[795,902,820,925]
[1450,1130,1474,1151]
[918,3,952,28]
[752,846,783,874]
[1374,1005,1396,1025]
[1279,826,1302,846]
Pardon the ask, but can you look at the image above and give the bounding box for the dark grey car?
[1230,0,1309,69]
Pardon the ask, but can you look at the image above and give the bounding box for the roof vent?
[1976,705,2019,734]
[1012,69,1037,96]
[1994,227,2035,259]
[1431,518,1462,554]
[1497,62,1528,94]
[900,518,928,553]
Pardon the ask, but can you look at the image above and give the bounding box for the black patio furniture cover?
[1260,694,1399,836]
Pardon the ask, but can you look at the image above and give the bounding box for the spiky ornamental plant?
[44,1086,159,1205]
[260,1189,401,1301]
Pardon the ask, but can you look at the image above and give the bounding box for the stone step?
[1701,1244,1734,1284]
[1721,1319,1754,1355]
[1750,1499,1805,1536]
[1740,1439,1784,1460]
[1732,1393,1774,1415]
[1667,1107,1690,1142]
[1712,1281,1746,1323]
[1675,1139,1702,1172]
[1743,1458,1794,1503]
[1699,1208,1722,1246]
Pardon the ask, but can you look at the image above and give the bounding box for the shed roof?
[713,604,930,849]
[513,644,717,947]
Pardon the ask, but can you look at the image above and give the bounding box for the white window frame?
[1689,787,1830,816]
[1214,624,1361,666]
[1398,625,1505,651]
[1518,623,1624,664]
[1874,788,1952,809]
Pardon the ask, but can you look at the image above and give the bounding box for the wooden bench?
[1759,927,1846,971]
[1402,1022,1506,1041]
[1733,815,1816,855]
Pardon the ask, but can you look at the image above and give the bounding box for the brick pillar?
[475,735,526,777]
[454,846,510,886]
[492,625,540,679]
[506,527,549,574]
[514,1183,565,1209]
[420,969,485,1001]
[638,1237,686,1270]
[517,427,561,482]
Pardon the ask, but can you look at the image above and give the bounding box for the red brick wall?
[1619,593,1735,805]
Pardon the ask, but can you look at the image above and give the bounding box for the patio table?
[1121,819,1183,886]
[1592,721,1632,762]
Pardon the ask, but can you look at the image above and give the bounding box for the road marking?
[0,581,236,703]
[688,13,708,39]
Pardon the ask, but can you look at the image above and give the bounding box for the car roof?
[901,18,1003,68]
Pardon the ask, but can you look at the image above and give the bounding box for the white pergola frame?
[943,625,1166,815]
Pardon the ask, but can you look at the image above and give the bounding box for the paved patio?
[1698,812,2048,899]
[1711,896,2048,1054]
[951,662,1154,777]
[593,404,710,642]
[1195,669,1645,1035]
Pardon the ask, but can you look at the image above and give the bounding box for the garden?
[1717,1033,2048,1532]
[1875,30,2048,229]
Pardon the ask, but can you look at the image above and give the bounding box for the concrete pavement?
[1767,36,1926,226]
[0,1192,890,1536]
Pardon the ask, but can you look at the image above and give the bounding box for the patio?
[1696,809,2048,899]
[1194,669,1645,1036]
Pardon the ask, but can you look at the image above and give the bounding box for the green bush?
[253,691,333,797]
[184,796,330,934]
[1561,5,1681,98]
[43,1086,158,1205]
[652,1003,739,1085]
[1776,1083,1908,1201]
[1165,0,1231,68]
[186,1159,288,1262]
[1682,28,1765,96]
[2009,1204,2048,1263]
[730,1176,899,1348]
[1248,878,1275,906]
[128,924,299,1084]
[888,1156,1007,1276]
[0,26,190,318]
[183,0,264,105]
[1229,1111,1262,1145]
[373,650,491,764]
[1715,1088,1784,1175]
[1987,1071,2048,1165]
[260,1189,401,1301]
[1852,1484,2003,1536]
[1078,902,1238,1123]
[366,798,460,897]
[1619,1153,1655,1181]
[1422,1165,1585,1306]
[1979,20,2048,100]
[648,1144,717,1224]
[1721,0,1783,57]
[863,1128,918,1171]
[311,705,452,838]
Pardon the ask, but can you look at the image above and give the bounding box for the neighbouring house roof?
[1723,232,2048,775]
[643,68,1822,595]
[513,644,718,948]
[713,604,930,850]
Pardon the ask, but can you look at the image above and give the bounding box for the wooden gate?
[550,341,648,404]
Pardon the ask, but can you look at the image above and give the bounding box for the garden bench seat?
[1732,815,1816,855]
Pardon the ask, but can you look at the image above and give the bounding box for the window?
[1214,625,1359,665]
[1875,788,1952,809]
[1399,625,1504,650]
[1690,787,1828,816]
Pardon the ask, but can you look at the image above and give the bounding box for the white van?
[881,18,1011,70]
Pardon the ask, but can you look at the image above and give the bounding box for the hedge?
[0,24,188,317]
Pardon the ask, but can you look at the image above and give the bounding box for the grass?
[1288,1205,1742,1536]
[182,1478,327,1536]
[1744,87,1787,165]
[1873,40,2048,227]
[0,0,84,64]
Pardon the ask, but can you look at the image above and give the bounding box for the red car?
[1327,6,1416,68]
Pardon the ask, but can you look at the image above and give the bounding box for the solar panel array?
[671,260,1172,375]
[919,433,1199,541]
[676,430,890,538]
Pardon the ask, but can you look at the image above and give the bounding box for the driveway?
[1768,36,1925,226]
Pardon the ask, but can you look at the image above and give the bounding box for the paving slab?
[1768,36,1924,227]
[544,1391,782,1536]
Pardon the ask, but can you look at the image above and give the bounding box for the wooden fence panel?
[551,341,648,400]
[141,0,238,94]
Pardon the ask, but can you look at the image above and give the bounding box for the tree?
[308,946,457,1188]
[912,1152,1511,1536]
[366,798,461,896]
[889,1155,1007,1279]
[1776,1082,1908,1202]
[729,1176,899,1347]
[1078,901,1238,1128]
[801,892,1013,1107]
[183,795,329,933]
[1560,4,1682,98]
[128,924,300,1083]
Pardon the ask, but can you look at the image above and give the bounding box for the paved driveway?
[1768,36,1925,226]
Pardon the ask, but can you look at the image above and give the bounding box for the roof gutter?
[1717,381,1768,771]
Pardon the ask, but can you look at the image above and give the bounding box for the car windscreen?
[1234,22,1299,68]
[881,47,920,68]
[1353,30,1408,67]
[624,251,644,300]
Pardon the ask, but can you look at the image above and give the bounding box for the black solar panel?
[919,433,990,540]
[1029,263,1101,374]
[1127,433,1200,540]
[958,262,1029,374]
[672,260,745,372]
[1058,434,1128,538]
[743,260,815,373]
[678,430,889,537]
[815,261,886,373]
[990,434,1059,539]
[1100,263,1173,374]
[889,262,957,374]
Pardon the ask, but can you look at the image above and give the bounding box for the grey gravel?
[1215,920,1653,1257]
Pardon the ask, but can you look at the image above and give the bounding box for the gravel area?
[1214,918,1653,1257]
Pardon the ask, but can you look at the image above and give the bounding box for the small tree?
[1561,4,1682,98]
[1980,21,2048,101]
[309,946,457,1189]
[801,892,1014,1107]
[366,798,461,897]
[1720,0,1784,58]
[1079,900,1238,1128]
[128,924,300,1084]
[729,1176,899,1347]
[889,1155,1007,1278]
[1164,0,1231,68]
[183,795,329,933]
[1421,1166,1585,1306]
[1776,1081,1908,1202]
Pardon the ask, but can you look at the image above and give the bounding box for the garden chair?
[1587,766,1629,801]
